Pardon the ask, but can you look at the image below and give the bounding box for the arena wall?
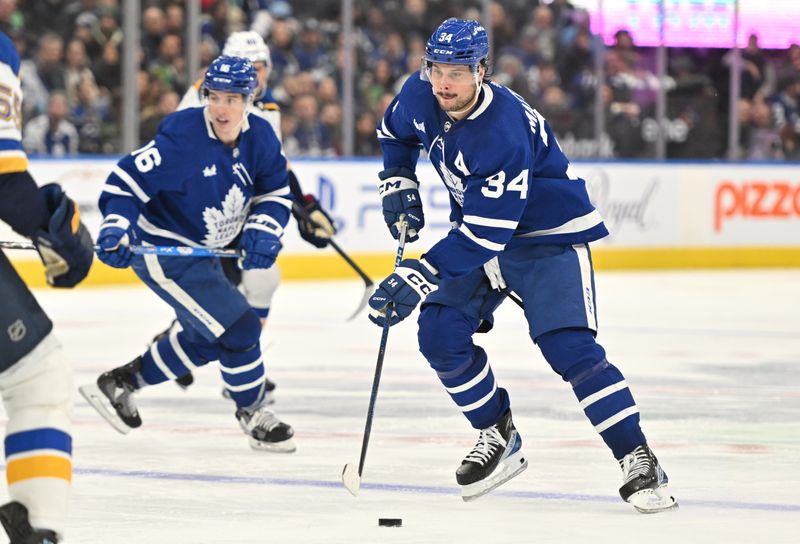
[4,158,799,287]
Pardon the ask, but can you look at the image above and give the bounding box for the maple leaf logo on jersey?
[203,164,217,177]
[201,185,249,247]
[438,161,465,206]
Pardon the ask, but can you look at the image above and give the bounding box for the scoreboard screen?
[572,0,800,49]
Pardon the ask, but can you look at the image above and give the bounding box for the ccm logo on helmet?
[715,180,800,232]
[433,49,453,55]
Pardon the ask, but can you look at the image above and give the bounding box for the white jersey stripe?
[462,214,519,230]
[111,165,150,204]
[100,184,133,197]
[250,195,292,208]
[516,209,603,238]
[137,216,201,247]
[459,223,506,252]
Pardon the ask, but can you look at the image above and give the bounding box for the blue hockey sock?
[220,345,265,409]
[538,328,646,459]
[571,361,646,459]
[139,327,213,385]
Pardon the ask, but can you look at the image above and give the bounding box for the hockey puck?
[378,518,402,527]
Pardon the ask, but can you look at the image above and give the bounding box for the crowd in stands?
[2,0,799,160]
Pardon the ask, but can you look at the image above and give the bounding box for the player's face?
[207,90,248,145]
[253,61,270,94]
[429,63,483,115]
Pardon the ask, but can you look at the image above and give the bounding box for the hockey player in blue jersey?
[0,30,94,544]
[168,30,337,395]
[79,56,296,453]
[368,18,677,511]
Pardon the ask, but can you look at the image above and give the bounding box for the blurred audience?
[6,0,799,160]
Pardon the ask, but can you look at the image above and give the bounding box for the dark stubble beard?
[437,85,479,113]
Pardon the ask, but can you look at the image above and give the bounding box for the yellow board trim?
[7,247,800,288]
[6,455,72,484]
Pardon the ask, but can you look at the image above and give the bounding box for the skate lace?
[621,446,654,482]
[113,377,138,416]
[245,408,281,433]
[464,426,505,466]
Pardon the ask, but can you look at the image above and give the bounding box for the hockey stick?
[342,219,408,497]
[0,240,240,258]
[506,291,524,309]
[291,203,374,320]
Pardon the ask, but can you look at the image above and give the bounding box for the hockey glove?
[292,194,337,248]
[239,214,282,270]
[377,166,424,242]
[96,213,135,269]
[33,183,94,287]
[368,258,439,327]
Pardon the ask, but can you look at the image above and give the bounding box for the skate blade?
[629,486,679,514]
[461,451,528,502]
[78,383,132,435]
[248,436,296,453]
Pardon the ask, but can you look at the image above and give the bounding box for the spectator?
[70,76,111,154]
[64,38,95,107]
[23,92,79,156]
[292,93,333,156]
[139,90,179,145]
[354,110,380,156]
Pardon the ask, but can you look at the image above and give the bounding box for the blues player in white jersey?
[169,30,336,395]
[368,19,677,511]
[79,56,296,453]
[0,31,94,544]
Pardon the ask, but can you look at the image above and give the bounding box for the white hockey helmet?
[222,30,271,69]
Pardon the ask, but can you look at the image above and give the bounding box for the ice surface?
[2,270,799,543]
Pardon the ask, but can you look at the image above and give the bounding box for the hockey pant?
[132,253,270,410]
[1,334,72,537]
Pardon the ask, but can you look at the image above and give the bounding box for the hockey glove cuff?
[377,166,424,242]
[33,183,94,287]
[96,214,135,269]
[240,214,283,270]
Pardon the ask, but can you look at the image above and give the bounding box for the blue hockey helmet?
[422,18,489,68]
[202,55,259,99]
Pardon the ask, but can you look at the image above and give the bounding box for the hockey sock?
[139,327,215,385]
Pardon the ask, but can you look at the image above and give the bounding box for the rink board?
[2,158,799,286]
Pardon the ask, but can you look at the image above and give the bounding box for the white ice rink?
[2,269,799,543]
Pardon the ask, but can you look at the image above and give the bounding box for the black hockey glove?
[292,194,336,248]
[33,183,94,288]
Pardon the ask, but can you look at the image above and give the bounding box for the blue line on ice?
[73,467,800,513]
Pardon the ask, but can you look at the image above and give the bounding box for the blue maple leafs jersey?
[378,72,608,278]
[99,107,291,248]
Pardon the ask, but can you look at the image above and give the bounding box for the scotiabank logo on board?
[715,180,800,232]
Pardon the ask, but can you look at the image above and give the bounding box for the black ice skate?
[236,404,295,453]
[456,410,528,501]
[0,501,58,544]
[78,357,143,435]
[619,443,678,513]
